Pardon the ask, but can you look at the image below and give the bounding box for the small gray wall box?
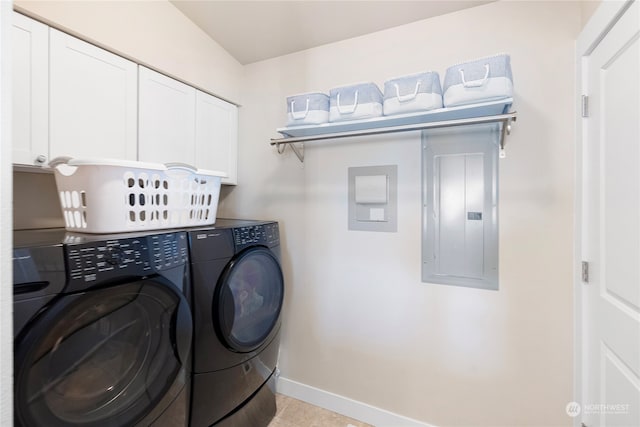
[348,165,397,232]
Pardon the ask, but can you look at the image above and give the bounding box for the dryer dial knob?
[105,246,123,266]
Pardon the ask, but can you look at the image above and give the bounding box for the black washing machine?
[13,228,193,427]
[188,219,284,427]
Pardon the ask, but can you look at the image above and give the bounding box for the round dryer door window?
[14,280,192,427]
[216,246,284,352]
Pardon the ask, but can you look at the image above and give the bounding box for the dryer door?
[14,278,192,427]
[216,246,284,353]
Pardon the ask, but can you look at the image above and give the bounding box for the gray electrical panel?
[422,125,499,290]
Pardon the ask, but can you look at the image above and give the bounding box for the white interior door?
[579,1,640,426]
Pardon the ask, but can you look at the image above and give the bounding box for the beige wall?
[13,0,243,103]
[582,0,602,26]
[221,1,581,425]
[7,0,585,424]
[13,172,64,230]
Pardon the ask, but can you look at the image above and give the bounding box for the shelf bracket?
[276,141,304,162]
[499,116,514,158]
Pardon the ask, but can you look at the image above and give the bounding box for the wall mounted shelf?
[270,98,516,162]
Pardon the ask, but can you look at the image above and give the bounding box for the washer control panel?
[66,232,188,291]
[232,223,280,250]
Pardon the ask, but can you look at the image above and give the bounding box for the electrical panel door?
[422,125,498,290]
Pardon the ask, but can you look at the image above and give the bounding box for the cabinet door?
[195,91,238,185]
[12,13,48,166]
[138,66,196,165]
[49,29,137,160]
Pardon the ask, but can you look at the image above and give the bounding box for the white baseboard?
[276,376,436,427]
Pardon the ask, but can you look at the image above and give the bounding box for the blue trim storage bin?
[286,92,330,126]
[443,54,513,107]
[383,71,443,115]
[329,82,383,122]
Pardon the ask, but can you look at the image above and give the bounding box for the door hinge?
[581,95,589,118]
[582,261,590,283]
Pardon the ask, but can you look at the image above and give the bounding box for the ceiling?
[170,1,495,65]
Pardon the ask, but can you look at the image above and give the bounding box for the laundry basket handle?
[290,98,310,119]
[164,162,198,173]
[459,64,490,88]
[48,156,73,169]
[336,91,359,115]
[395,81,421,102]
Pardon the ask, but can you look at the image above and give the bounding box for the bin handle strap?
[394,81,421,102]
[460,64,490,88]
[290,99,310,119]
[336,91,359,115]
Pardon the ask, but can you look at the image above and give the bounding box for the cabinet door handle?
[35,154,47,164]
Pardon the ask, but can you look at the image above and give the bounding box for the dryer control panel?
[233,223,280,251]
[65,232,188,291]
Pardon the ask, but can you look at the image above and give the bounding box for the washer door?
[215,246,284,353]
[14,279,192,427]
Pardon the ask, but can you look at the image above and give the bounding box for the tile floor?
[269,394,373,427]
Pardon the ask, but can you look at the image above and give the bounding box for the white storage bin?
[286,92,329,126]
[329,82,383,122]
[443,54,513,108]
[383,71,443,116]
[50,157,225,233]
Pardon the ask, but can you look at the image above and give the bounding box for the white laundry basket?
[50,157,226,233]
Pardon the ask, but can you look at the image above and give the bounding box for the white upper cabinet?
[195,91,238,185]
[12,13,48,166]
[140,67,239,184]
[138,66,196,165]
[12,16,239,179]
[49,28,137,160]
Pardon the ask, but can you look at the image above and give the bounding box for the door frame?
[1,0,14,425]
[574,1,636,426]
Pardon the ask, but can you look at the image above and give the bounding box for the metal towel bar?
[271,112,517,162]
